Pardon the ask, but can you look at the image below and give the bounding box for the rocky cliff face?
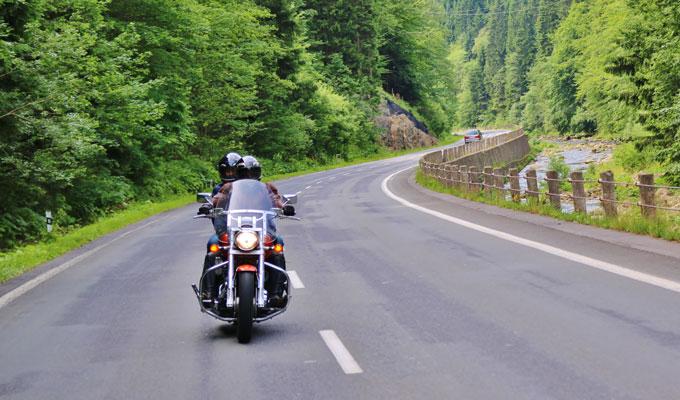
[375,100,438,150]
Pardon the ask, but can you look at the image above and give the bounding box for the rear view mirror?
[282,193,298,205]
[196,192,211,203]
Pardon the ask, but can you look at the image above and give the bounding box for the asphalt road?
[1,133,680,399]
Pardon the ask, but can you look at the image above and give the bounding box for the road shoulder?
[384,167,680,285]
[403,168,680,261]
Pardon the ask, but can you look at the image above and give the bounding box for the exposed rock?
[384,100,429,133]
[375,100,438,150]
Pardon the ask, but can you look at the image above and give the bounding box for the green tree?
[621,0,680,183]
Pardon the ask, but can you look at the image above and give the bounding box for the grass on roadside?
[416,169,680,242]
[0,195,193,284]
[0,138,463,285]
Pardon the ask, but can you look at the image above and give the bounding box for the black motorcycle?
[192,179,298,343]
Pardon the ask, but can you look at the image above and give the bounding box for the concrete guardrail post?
[599,171,617,217]
[570,171,587,213]
[525,169,539,203]
[546,170,561,210]
[638,173,656,219]
[509,168,520,203]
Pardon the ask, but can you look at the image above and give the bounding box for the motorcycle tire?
[236,272,255,343]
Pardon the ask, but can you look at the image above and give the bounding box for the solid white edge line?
[381,166,680,294]
[288,270,305,289]
[0,218,161,310]
[319,330,363,374]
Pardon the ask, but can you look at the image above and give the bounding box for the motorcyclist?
[212,155,291,307]
[197,152,244,305]
[214,152,243,195]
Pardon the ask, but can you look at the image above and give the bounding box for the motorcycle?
[192,179,299,343]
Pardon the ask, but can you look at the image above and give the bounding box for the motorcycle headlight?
[235,231,259,251]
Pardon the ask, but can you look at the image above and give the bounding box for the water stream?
[511,139,614,213]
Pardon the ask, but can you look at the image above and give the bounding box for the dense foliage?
[444,0,680,183]
[0,0,454,249]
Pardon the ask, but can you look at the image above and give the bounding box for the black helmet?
[217,152,243,182]
[240,155,262,180]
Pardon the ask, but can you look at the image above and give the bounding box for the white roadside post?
[45,210,53,233]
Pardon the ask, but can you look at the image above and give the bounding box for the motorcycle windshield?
[227,180,273,211]
[214,179,276,234]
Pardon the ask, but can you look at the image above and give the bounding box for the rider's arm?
[211,183,222,197]
[266,183,284,208]
[212,182,232,208]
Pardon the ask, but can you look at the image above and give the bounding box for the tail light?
[264,234,275,247]
[218,233,229,245]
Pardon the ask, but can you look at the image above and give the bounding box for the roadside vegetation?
[0,0,456,252]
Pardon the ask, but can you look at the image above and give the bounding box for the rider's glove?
[197,203,213,215]
[283,205,296,216]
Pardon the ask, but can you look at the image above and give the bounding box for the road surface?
[1,134,679,399]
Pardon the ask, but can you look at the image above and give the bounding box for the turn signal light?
[273,244,284,253]
[209,244,219,253]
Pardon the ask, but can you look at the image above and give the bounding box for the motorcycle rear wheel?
[236,272,255,343]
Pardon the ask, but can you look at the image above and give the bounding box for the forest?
[1,0,678,250]
[0,0,454,249]
[445,0,680,183]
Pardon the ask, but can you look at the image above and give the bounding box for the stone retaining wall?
[421,128,529,168]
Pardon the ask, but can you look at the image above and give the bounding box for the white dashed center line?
[319,330,363,374]
[288,270,305,289]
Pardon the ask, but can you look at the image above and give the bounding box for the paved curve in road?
[1,134,680,399]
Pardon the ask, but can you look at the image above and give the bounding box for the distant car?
[464,129,483,144]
